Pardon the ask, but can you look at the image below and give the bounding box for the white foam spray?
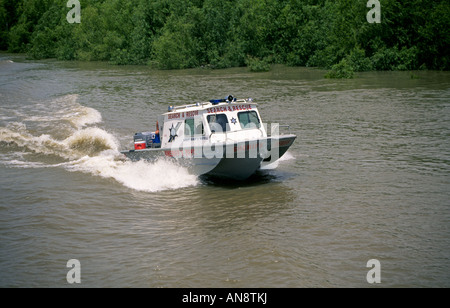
[260,151,295,170]
[0,95,198,192]
[67,153,198,192]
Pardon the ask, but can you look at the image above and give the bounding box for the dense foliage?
[1,0,449,72]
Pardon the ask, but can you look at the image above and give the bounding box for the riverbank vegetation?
[1,0,448,74]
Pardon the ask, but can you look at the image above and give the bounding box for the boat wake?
[0,95,198,192]
[260,150,295,170]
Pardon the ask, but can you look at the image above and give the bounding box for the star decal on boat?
[169,123,181,142]
[231,117,237,125]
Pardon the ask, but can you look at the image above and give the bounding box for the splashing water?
[65,127,120,156]
[67,154,198,192]
[260,150,296,170]
[0,95,198,192]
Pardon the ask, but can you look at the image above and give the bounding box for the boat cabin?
[155,97,267,149]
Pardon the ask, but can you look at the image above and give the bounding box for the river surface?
[0,54,449,288]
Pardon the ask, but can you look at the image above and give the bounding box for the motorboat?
[121,96,296,180]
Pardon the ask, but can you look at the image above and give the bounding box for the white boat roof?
[163,97,257,115]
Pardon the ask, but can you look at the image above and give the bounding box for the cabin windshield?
[207,114,230,133]
[238,111,261,129]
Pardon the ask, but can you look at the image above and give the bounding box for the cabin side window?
[238,111,261,129]
[207,114,230,133]
[185,118,204,136]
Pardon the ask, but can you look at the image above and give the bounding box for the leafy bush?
[325,58,354,79]
[245,56,271,72]
[371,46,419,71]
[152,17,200,70]
[346,47,373,72]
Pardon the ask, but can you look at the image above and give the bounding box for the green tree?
[1,0,448,71]
[152,11,202,69]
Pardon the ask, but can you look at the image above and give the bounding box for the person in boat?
[208,114,228,133]
[154,122,161,144]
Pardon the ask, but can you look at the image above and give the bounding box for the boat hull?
[121,135,296,180]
